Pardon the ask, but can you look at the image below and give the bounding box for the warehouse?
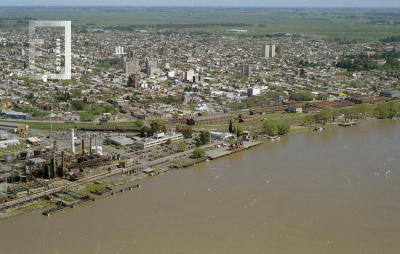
[0,123,27,133]
[0,110,32,120]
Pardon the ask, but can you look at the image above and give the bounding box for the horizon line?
[1,6,400,8]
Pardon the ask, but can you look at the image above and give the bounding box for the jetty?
[206,141,262,160]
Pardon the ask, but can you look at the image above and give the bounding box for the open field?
[1,7,400,41]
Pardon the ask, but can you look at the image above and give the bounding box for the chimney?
[52,152,57,178]
[82,139,85,155]
[71,129,75,153]
[95,137,98,154]
[62,151,64,177]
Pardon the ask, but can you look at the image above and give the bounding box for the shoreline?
[0,116,388,219]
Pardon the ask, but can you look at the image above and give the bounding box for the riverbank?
[0,116,386,219]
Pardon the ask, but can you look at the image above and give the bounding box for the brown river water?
[1,119,400,254]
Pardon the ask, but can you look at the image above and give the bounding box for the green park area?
[1,7,400,42]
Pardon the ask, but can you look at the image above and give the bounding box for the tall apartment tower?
[115,46,124,55]
[261,44,270,58]
[241,64,251,78]
[121,56,139,73]
[276,46,283,56]
[269,44,276,58]
[185,69,195,82]
[146,59,158,75]
[127,49,134,59]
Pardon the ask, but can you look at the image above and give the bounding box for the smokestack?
[90,138,92,155]
[62,151,64,177]
[52,152,57,178]
[95,137,98,154]
[82,139,85,156]
[71,129,75,153]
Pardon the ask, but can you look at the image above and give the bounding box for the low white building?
[135,132,183,149]
[210,132,233,140]
[0,139,20,147]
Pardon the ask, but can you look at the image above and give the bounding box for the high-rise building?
[125,60,139,73]
[276,46,283,56]
[121,56,139,73]
[115,46,124,55]
[160,46,167,56]
[146,59,158,74]
[127,74,140,88]
[261,44,269,58]
[241,64,251,78]
[127,49,134,59]
[269,44,276,58]
[185,69,195,82]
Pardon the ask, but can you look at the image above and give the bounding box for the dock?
[42,184,140,216]
[206,141,262,160]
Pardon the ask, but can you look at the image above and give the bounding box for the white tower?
[261,44,269,58]
[71,129,75,153]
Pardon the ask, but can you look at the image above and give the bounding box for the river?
[1,119,400,253]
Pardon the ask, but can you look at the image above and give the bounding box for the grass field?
[1,7,400,41]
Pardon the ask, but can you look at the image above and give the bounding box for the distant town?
[0,22,399,215]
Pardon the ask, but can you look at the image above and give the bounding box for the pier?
[206,141,262,160]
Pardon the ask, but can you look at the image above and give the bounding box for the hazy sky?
[1,0,400,7]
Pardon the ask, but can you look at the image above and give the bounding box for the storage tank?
[4,154,12,163]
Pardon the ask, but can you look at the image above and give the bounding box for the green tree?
[192,148,206,159]
[140,126,152,137]
[172,112,179,119]
[103,105,115,113]
[332,108,341,122]
[175,124,182,132]
[80,112,95,121]
[276,123,291,135]
[319,108,332,124]
[181,127,193,139]
[166,138,172,145]
[233,125,244,136]
[93,108,102,115]
[200,131,210,145]
[378,109,389,119]
[229,121,233,133]
[263,120,278,136]
[134,120,144,127]
[104,138,112,145]
[178,141,187,152]
[70,100,86,110]
[72,88,82,97]
[303,114,316,126]
[196,139,202,147]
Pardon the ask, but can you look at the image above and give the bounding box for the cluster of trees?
[176,125,194,139]
[228,121,244,136]
[140,119,168,137]
[195,131,210,147]
[263,120,291,136]
[153,23,252,29]
[192,148,206,159]
[95,58,120,69]
[103,24,147,31]
[381,36,400,43]
[12,106,48,118]
[335,51,400,71]
[303,101,399,125]
[289,91,315,101]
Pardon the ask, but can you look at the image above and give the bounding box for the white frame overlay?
[29,20,71,80]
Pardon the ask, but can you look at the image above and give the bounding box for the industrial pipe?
[82,139,85,155]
